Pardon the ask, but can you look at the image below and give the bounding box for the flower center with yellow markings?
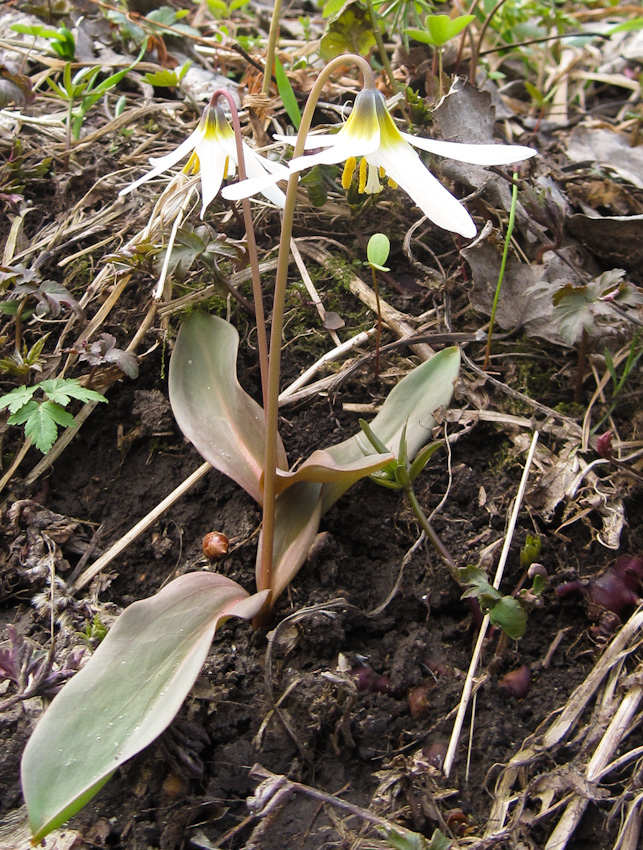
[341,157,397,195]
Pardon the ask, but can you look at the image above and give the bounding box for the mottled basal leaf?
[257,481,323,600]
[22,573,268,842]
[321,346,460,512]
[273,449,392,494]
[169,313,287,504]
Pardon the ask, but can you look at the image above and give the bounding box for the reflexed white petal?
[195,137,229,216]
[401,134,537,166]
[222,171,291,202]
[369,140,477,238]
[119,130,200,197]
[242,144,287,207]
[274,132,342,150]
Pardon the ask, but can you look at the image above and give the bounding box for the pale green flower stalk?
[252,55,378,618]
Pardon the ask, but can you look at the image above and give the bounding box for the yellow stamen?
[223,156,230,180]
[183,150,200,175]
[379,166,385,179]
[388,176,398,189]
[358,157,368,194]
[341,156,357,190]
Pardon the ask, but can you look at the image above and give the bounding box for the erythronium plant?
[21,53,524,841]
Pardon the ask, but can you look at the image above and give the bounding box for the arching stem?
[256,55,376,613]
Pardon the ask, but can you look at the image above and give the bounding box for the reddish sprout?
[350,666,393,695]
[596,431,613,460]
[557,555,643,620]
[498,665,532,699]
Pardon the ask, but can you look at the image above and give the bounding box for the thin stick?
[290,238,341,347]
[73,462,211,592]
[443,430,540,777]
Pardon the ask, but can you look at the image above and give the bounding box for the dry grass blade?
[486,605,643,844]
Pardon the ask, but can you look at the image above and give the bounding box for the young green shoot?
[483,172,518,370]
[366,233,391,379]
[360,418,459,579]
[405,14,476,94]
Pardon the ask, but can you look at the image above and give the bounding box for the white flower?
[224,87,536,237]
[120,105,288,215]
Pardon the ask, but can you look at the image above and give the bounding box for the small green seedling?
[46,44,145,145]
[11,23,76,60]
[0,378,107,453]
[405,13,476,89]
[361,419,458,577]
[0,335,49,379]
[365,233,391,378]
[143,60,192,89]
[458,566,528,640]
[520,534,542,570]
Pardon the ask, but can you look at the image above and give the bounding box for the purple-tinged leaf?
[169,313,287,504]
[22,572,268,843]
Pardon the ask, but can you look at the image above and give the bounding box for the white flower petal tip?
[281,86,537,237]
[118,105,288,212]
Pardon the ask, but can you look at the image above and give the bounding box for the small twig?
[290,238,341,347]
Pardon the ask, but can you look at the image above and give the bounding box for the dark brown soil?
[2,337,641,849]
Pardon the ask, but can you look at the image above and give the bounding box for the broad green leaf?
[489,595,527,640]
[607,17,643,34]
[169,313,287,504]
[320,4,377,60]
[259,349,459,602]
[274,55,301,130]
[0,384,37,413]
[41,378,107,406]
[22,573,268,842]
[21,404,62,453]
[321,346,460,511]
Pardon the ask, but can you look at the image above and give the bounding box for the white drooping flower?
[224,87,537,237]
[120,104,288,215]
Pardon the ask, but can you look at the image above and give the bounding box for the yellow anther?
[223,156,230,180]
[388,176,398,189]
[341,156,357,190]
[379,166,386,179]
[358,157,368,193]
